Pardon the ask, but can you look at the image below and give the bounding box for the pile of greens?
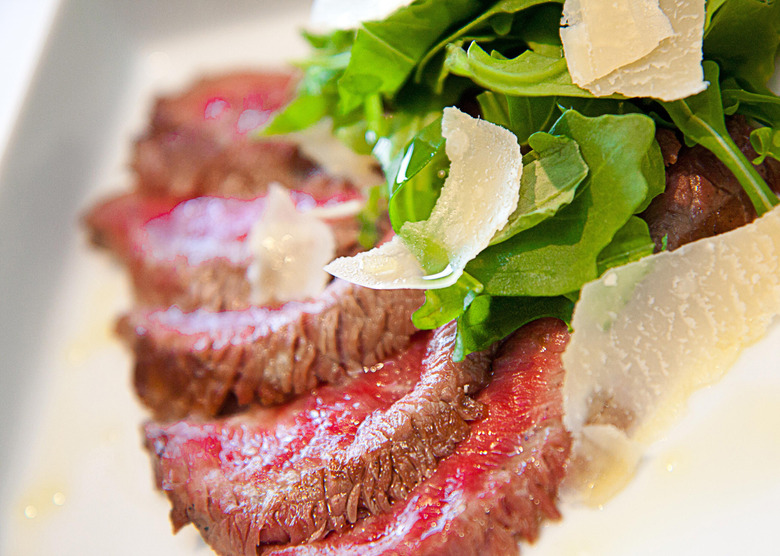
[266,0,780,359]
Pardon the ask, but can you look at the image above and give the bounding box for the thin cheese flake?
[325,107,521,289]
[289,120,383,187]
[325,235,448,290]
[561,0,707,101]
[247,184,336,304]
[561,0,673,85]
[562,423,642,506]
[562,206,780,500]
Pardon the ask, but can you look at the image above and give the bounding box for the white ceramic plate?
[0,2,778,555]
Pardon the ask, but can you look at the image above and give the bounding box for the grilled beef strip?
[83,191,185,255]
[133,70,312,198]
[132,70,380,198]
[144,321,493,554]
[262,318,571,556]
[85,190,366,311]
[119,280,425,420]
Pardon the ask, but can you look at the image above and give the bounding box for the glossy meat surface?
[264,318,571,556]
[145,322,493,554]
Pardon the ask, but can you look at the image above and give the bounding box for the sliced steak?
[86,190,365,311]
[144,322,493,555]
[265,318,571,556]
[643,117,780,251]
[82,191,184,256]
[133,71,320,198]
[119,280,425,420]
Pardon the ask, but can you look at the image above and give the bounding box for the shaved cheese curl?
[561,0,707,101]
[325,107,521,290]
[562,206,780,502]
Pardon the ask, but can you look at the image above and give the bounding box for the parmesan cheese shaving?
[307,198,365,220]
[247,184,336,304]
[325,107,522,289]
[561,0,674,85]
[563,206,780,502]
[561,0,707,101]
[325,234,455,290]
[288,119,383,187]
[562,424,642,506]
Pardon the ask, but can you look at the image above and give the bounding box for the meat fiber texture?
[643,117,780,251]
[132,70,321,198]
[144,322,494,554]
[263,318,571,556]
[85,190,367,311]
[120,279,426,420]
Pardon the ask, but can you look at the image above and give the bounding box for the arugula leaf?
[750,127,780,165]
[477,90,513,128]
[263,95,330,136]
[517,1,565,56]
[704,0,729,32]
[478,91,559,145]
[385,116,447,231]
[445,41,598,97]
[415,0,563,84]
[491,132,587,244]
[466,110,663,297]
[490,12,514,36]
[454,294,574,360]
[412,272,483,330]
[721,83,780,128]
[372,84,465,170]
[637,124,667,213]
[337,0,482,113]
[356,185,387,249]
[703,0,780,93]
[596,216,655,275]
[301,28,356,52]
[263,30,355,136]
[556,97,643,118]
[663,61,779,215]
[505,95,560,142]
[478,94,643,147]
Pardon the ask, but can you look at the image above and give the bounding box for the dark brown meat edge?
[644,116,780,251]
[120,281,425,421]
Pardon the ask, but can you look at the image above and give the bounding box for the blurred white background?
[0,0,58,157]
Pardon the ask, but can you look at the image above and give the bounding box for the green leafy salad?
[265,0,780,360]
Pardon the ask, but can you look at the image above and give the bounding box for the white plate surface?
[0,2,778,555]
